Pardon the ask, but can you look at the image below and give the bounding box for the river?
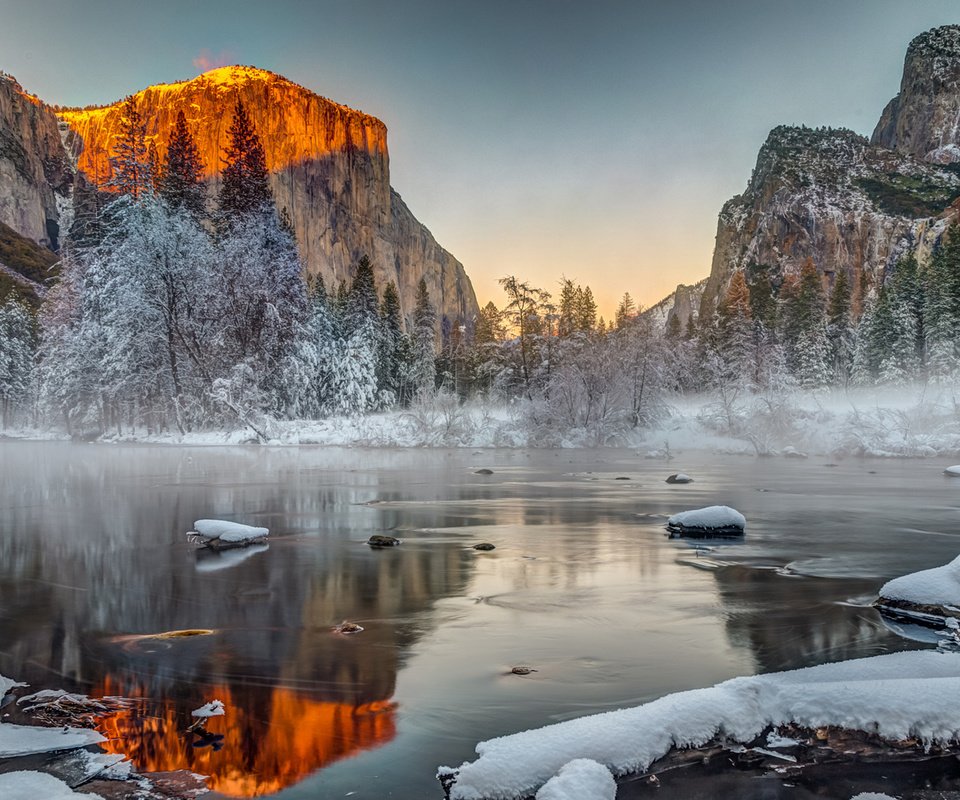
[0,442,957,798]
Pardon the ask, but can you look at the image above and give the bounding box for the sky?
[1,0,959,317]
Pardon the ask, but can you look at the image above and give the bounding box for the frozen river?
[1,442,959,798]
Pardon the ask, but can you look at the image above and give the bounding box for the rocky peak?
[0,67,477,324]
[872,25,960,163]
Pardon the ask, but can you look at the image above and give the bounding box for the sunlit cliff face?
[57,65,389,184]
[94,675,396,797]
[51,64,478,323]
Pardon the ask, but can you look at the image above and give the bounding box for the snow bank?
[440,651,960,800]
[534,760,615,800]
[666,505,745,534]
[0,771,104,800]
[192,519,268,544]
[879,554,960,609]
[0,722,105,757]
[0,673,26,698]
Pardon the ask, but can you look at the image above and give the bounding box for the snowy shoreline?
[5,383,960,457]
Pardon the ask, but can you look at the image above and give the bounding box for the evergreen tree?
[346,255,379,331]
[469,301,506,394]
[924,227,960,379]
[108,97,152,200]
[575,285,598,333]
[716,271,753,385]
[159,110,206,217]
[377,281,408,405]
[557,278,578,337]
[889,254,924,364]
[411,278,437,395]
[615,293,636,329]
[218,101,272,219]
[826,268,854,383]
[0,296,35,427]
[780,259,827,379]
[666,313,682,339]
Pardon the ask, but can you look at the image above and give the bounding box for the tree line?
[4,92,960,441]
[0,97,441,437]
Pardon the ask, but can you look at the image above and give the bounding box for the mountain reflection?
[0,443,474,795]
[94,677,396,797]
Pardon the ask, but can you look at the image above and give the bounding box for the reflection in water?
[94,677,395,797]
[5,445,960,798]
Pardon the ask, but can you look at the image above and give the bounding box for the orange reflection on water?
[93,677,396,797]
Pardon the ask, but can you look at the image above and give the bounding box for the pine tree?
[345,255,378,332]
[615,292,636,329]
[377,281,407,405]
[557,278,578,337]
[924,226,960,379]
[411,278,437,395]
[0,296,35,427]
[575,286,597,333]
[219,101,272,219]
[108,97,152,200]
[159,110,206,217]
[716,271,753,385]
[826,268,854,383]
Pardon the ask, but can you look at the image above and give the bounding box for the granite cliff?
[653,25,960,328]
[0,66,478,323]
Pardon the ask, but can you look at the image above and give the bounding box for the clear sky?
[1,0,959,317]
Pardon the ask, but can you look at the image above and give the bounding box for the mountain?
[655,25,960,328]
[0,66,478,323]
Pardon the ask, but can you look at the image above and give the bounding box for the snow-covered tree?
[410,278,437,396]
[0,296,35,427]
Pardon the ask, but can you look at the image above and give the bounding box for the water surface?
[0,443,957,798]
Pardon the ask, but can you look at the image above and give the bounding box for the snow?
[0,674,27,698]
[879,553,960,610]
[0,722,105,757]
[945,465,960,476]
[0,771,104,800]
[533,759,615,800]
[191,699,225,718]
[440,651,960,800]
[191,519,268,544]
[850,795,897,800]
[765,731,801,748]
[667,505,745,532]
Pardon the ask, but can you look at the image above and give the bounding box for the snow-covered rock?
[439,650,960,800]
[0,673,27,698]
[665,473,693,484]
[189,519,268,548]
[877,553,960,623]
[0,722,105,757]
[534,759,615,800]
[0,771,104,800]
[944,464,960,476]
[191,699,225,718]
[666,505,745,536]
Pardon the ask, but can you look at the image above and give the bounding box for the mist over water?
[0,442,958,797]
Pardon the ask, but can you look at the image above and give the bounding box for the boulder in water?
[665,473,693,484]
[666,505,745,537]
